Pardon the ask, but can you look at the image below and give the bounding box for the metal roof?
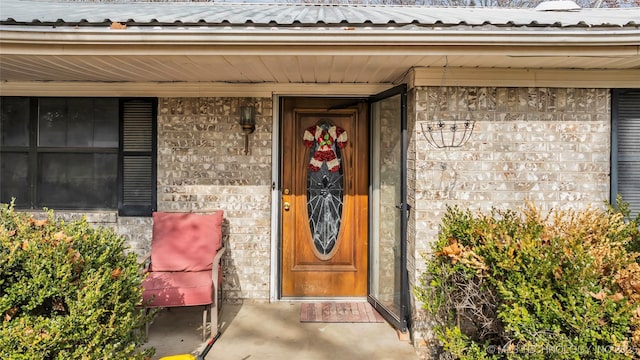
[1,0,638,28]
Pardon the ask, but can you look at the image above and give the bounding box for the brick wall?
[155,97,273,302]
[410,86,611,351]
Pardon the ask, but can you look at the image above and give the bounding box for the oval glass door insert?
[303,120,348,260]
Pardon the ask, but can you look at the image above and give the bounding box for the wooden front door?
[281,98,368,297]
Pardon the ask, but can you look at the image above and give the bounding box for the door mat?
[300,302,385,323]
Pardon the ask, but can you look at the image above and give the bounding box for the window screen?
[612,89,640,217]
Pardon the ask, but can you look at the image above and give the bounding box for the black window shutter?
[613,89,640,217]
[119,99,157,216]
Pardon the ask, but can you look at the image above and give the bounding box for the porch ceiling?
[1,52,639,84]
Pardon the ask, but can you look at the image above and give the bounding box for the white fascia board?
[1,26,640,52]
[411,68,640,89]
[0,81,393,97]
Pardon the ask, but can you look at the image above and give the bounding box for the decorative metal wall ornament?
[420,115,475,149]
[304,120,347,260]
[421,56,475,149]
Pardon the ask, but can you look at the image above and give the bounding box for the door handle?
[396,203,412,211]
[283,202,290,211]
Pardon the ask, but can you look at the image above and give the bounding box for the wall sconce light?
[239,105,256,155]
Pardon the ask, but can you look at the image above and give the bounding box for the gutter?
[1,26,640,53]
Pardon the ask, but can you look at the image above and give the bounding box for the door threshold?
[280,297,368,302]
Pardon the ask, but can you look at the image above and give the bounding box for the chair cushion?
[151,211,223,272]
[142,271,213,307]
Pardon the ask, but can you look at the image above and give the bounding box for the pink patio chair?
[142,211,225,341]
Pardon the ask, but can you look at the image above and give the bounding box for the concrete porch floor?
[144,302,421,360]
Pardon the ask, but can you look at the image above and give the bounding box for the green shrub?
[0,203,153,360]
[608,195,640,256]
[417,202,640,360]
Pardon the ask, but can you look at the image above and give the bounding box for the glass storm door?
[281,98,369,297]
[368,85,409,331]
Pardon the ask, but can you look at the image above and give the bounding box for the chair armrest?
[214,246,226,267]
[212,246,226,280]
[140,255,151,273]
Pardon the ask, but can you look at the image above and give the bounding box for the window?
[612,89,640,218]
[0,97,156,216]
